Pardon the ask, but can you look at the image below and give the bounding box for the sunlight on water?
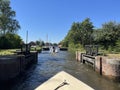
[1,51,120,90]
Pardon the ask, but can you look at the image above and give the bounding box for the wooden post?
[76,51,78,61]
[93,59,95,71]
[80,53,84,63]
[100,57,102,75]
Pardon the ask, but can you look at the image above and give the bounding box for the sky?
[10,0,120,43]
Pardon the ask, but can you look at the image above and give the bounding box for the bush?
[114,39,120,52]
[0,33,22,49]
[68,42,85,52]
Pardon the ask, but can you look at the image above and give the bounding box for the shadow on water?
[0,51,120,90]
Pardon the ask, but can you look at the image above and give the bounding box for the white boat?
[35,71,94,90]
[50,46,59,53]
[55,47,59,53]
[49,46,53,53]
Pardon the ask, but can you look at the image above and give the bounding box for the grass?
[97,49,120,59]
[30,46,42,51]
[0,46,42,56]
[107,54,120,59]
[0,49,19,55]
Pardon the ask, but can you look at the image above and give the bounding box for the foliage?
[0,0,23,49]
[61,19,120,53]
[0,33,22,49]
[61,18,94,50]
[36,40,40,46]
[36,40,45,46]
[30,45,42,52]
[114,39,120,52]
[68,42,84,52]
[94,21,120,51]
[0,0,20,35]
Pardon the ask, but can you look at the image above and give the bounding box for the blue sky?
[10,0,120,43]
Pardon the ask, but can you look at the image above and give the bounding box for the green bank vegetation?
[0,0,22,55]
[60,18,120,54]
[0,0,22,49]
[0,49,17,55]
[30,45,42,52]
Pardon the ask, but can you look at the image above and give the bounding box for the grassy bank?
[67,43,120,59]
[0,49,18,55]
[30,46,42,52]
[0,46,42,56]
[68,43,85,53]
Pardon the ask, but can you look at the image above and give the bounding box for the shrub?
[0,33,22,49]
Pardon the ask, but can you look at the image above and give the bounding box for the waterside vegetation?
[60,18,120,55]
[0,0,22,50]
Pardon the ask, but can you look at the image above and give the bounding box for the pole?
[46,34,48,46]
[26,30,28,44]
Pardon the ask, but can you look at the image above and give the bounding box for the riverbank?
[0,49,17,55]
[0,47,41,56]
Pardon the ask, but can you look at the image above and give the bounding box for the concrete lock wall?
[95,56,120,78]
[0,56,21,81]
[76,51,84,62]
[0,52,38,81]
[76,51,120,80]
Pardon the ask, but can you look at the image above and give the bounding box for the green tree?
[62,18,94,48]
[0,33,22,49]
[36,40,40,46]
[0,0,20,35]
[65,22,81,44]
[95,21,120,50]
[80,18,94,45]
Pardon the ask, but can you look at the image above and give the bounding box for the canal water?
[1,51,120,90]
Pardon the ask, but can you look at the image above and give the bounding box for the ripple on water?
[2,51,120,90]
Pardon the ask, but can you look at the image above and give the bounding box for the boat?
[42,46,50,51]
[35,71,94,90]
[59,47,68,51]
[50,46,59,53]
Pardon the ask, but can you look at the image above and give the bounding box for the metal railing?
[85,45,99,56]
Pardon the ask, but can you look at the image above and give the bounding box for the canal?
[1,51,120,90]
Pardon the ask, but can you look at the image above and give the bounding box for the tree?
[62,18,94,47]
[36,40,40,46]
[65,22,81,44]
[94,21,120,50]
[0,33,22,49]
[80,18,94,45]
[0,0,20,35]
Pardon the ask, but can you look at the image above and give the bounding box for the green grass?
[0,49,19,55]
[0,46,42,56]
[30,46,42,51]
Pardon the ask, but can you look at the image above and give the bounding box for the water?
[1,51,120,90]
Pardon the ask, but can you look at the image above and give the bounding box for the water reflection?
[1,51,120,90]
